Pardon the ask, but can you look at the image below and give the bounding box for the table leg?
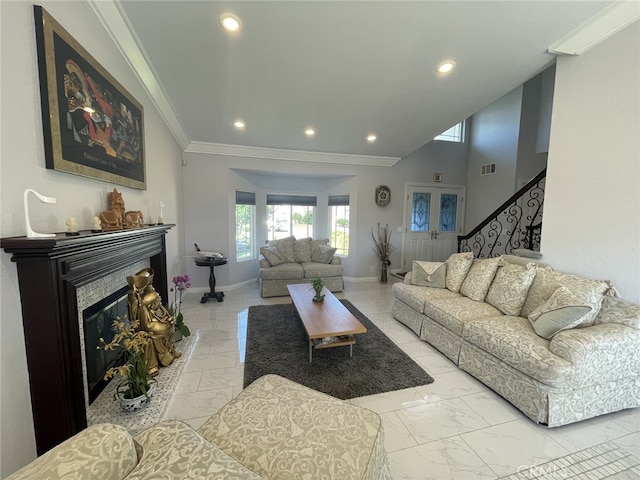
[350,344,353,358]
[200,264,225,303]
[309,340,313,363]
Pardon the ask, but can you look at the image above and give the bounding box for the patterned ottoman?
[198,374,391,480]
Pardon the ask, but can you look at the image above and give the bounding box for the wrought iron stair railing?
[458,168,546,258]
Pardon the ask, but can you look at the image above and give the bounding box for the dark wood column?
[1,225,174,455]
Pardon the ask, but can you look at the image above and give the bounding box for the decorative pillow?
[294,237,313,263]
[411,261,446,288]
[528,286,593,339]
[444,252,474,292]
[311,245,337,264]
[521,268,612,326]
[260,246,286,266]
[593,296,640,329]
[310,238,330,256]
[459,257,501,302]
[485,261,537,316]
[272,236,296,263]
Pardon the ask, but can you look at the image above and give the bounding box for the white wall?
[0,2,185,475]
[542,21,640,303]
[182,138,469,287]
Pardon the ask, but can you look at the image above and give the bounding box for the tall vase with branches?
[371,223,396,283]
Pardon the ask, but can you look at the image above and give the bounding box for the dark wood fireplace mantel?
[1,225,174,455]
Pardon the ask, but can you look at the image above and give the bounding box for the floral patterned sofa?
[259,236,343,297]
[392,252,640,427]
[7,375,391,480]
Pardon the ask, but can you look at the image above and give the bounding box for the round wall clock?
[375,185,391,207]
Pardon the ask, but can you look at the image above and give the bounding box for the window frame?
[266,194,317,242]
[328,194,350,257]
[235,191,256,262]
[434,120,465,143]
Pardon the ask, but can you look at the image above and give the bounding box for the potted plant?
[371,223,397,283]
[100,317,156,412]
[170,274,191,341]
[311,277,325,302]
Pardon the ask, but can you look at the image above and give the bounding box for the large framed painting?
[34,6,146,190]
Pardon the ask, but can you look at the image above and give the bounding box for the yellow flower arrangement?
[99,317,156,400]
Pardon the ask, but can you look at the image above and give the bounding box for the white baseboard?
[343,276,380,283]
[185,277,258,296]
[187,276,393,294]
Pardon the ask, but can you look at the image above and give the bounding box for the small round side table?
[194,257,228,303]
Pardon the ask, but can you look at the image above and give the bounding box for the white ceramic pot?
[119,385,154,413]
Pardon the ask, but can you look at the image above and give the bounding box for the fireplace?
[1,225,173,454]
[82,286,129,404]
[75,259,149,410]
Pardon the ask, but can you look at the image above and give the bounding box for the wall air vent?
[481,163,496,175]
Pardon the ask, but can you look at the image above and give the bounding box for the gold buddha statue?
[127,268,181,376]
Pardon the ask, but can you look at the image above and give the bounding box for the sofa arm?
[550,323,640,385]
[330,256,342,265]
[7,424,138,480]
[259,258,271,268]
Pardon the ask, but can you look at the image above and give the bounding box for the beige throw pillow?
[521,268,612,326]
[444,252,474,292]
[460,257,501,302]
[294,237,313,263]
[271,236,296,263]
[485,261,537,316]
[260,246,286,266]
[593,296,640,329]
[311,245,337,264]
[411,261,446,288]
[528,286,592,339]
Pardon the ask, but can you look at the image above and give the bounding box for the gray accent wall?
[464,86,523,231]
[464,67,552,234]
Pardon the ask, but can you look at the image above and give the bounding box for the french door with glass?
[403,186,464,270]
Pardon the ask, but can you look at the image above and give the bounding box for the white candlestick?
[158,201,165,225]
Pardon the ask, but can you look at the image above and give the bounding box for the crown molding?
[87,0,190,149]
[548,1,640,55]
[184,141,401,167]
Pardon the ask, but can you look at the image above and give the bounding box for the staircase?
[458,168,546,258]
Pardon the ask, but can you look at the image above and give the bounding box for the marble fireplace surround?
[77,259,149,411]
[1,225,173,455]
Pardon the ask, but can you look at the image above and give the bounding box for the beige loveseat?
[8,375,391,480]
[259,236,344,297]
[392,252,640,427]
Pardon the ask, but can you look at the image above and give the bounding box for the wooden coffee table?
[287,283,367,362]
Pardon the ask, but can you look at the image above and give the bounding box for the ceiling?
[93,1,625,163]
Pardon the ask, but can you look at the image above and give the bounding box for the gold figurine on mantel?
[99,188,144,231]
[127,268,181,376]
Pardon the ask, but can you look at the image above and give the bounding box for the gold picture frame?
[34,6,146,190]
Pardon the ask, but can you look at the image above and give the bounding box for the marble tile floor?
[163,281,640,480]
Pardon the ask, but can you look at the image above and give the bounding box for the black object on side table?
[195,257,228,303]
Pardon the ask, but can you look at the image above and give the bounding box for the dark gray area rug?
[244,299,434,399]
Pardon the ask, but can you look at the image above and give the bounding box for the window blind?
[266,194,317,206]
[236,191,256,205]
[328,194,349,206]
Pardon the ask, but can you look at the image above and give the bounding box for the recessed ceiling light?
[219,13,241,33]
[234,120,245,129]
[305,128,315,137]
[367,134,377,143]
[436,60,456,74]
